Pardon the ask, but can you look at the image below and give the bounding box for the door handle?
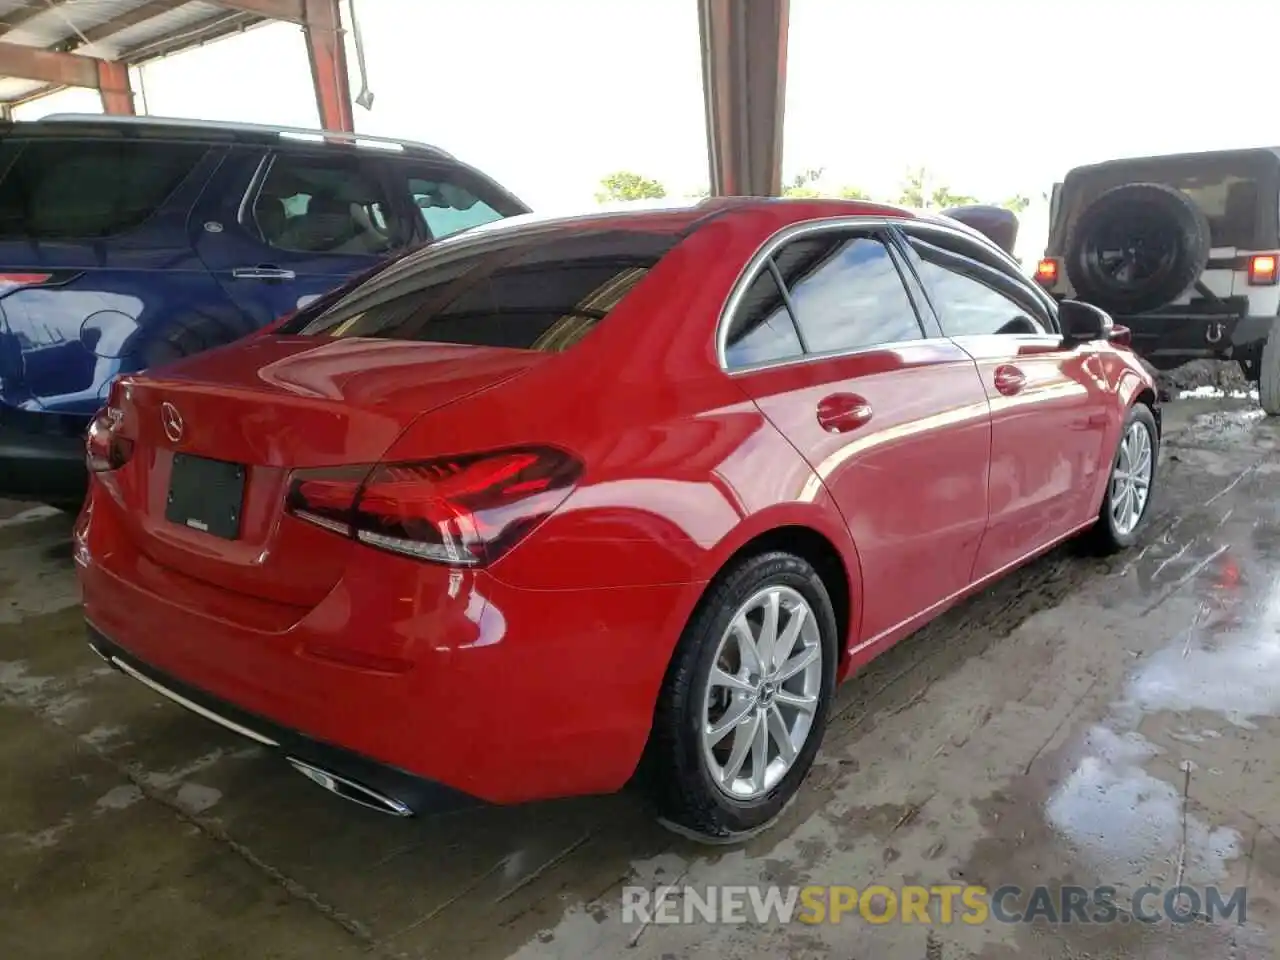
[993,364,1026,396]
[232,265,296,281]
[816,393,873,433]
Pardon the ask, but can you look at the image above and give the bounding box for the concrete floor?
[3,397,1280,959]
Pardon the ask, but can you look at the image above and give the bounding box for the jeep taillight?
[285,446,583,566]
[1248,254,1278,286]
[1035,258,1060,288]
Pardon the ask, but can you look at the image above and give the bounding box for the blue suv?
[0,114,528,506]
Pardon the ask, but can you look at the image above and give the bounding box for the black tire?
[644,551,838,842]
[1065,183,1210,315]
[1085,403,1160,554]
[1259,320,1280,415]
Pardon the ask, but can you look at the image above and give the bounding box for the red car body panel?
[75,199,1157,807]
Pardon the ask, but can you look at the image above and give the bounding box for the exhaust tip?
[286,756,413,817]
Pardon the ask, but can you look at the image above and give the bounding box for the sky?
[16,0,1280,260]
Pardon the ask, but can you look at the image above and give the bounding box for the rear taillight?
[1035,258,1060,288]
[285,446,583,566]
[0,272,52,291]
[85,406,133,473]
[1248,253,1279,286]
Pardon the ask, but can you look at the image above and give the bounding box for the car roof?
[443,197,921,243]
[1066,146,1280,178]
[0,114,454,161]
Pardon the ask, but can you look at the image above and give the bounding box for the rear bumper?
[0,408,88,504]
[75,484,701,806]
[1109,298,1274,367]
[87,625,478,815]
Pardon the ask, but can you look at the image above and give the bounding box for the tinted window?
[409,176,504,238]
[0,139,206,239]
[252,154,395,255]
[724,268,803,368]
[1051,152,1278,251]
[297,228,677,351]
[908,235,1049,337]
[777,233,922,353]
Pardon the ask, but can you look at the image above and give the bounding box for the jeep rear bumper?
[1108,296,1274,370]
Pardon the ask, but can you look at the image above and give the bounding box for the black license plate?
[165,454,245,540]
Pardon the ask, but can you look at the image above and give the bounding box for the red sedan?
[75,199,1159,840]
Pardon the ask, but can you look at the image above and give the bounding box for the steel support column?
[97,59,135,115]
[697,0,789,197]
[303,0,353,132]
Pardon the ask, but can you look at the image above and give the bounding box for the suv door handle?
[816,393,873,433]
[232,265,296,281]
[993,364,1026,396]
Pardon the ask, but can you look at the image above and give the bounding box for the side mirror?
[1059,299,1112,345]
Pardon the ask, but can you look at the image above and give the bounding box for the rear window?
[0,139,207,239]
[293,227,679,351]
[1050,151,1280,251]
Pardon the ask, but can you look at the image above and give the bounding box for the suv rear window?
[0,139,207,239]
[1051,151,1280,251]
[293,227,679,352]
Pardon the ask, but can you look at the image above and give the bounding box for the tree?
[930,186,980,209]
[1001,194,1032,214]
[595,171,667,203]
[897,166,980,209]
[898,166,928,208]
[782,167,825,198]
[838,185,872,201]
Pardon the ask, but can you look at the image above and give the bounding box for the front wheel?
[645,552,838,842]
[1086,403,1159,553]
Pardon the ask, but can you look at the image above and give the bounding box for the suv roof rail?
[31,113,454,160]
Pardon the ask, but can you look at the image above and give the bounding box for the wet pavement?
[3,397,1280,958]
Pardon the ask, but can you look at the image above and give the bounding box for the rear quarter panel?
[379,208,864,619]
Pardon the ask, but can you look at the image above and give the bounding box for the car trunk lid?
[106,335,541,606]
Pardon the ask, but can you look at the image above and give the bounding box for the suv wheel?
[1259,321,1280,416]
[645,551,838,842]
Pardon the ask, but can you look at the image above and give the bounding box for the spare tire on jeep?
[1065,182,1211,315]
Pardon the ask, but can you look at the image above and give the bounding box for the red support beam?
[97,59,135,115]
[697,0,789,197]
[0,41,100,88]
[211,0,304,23]
[303,0,352,132]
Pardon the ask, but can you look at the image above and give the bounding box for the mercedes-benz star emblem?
[160,402,184,443]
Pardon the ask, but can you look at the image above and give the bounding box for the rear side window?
[724,268,804,367]
[252,153,396,256]
[723,230,923,369]
[0,139,206,239]
[297,228,677,351]
[1052,152,1280,251]
[778,233,923,353]
[408,177,505,239]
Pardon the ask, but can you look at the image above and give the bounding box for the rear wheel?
[1086,403,1159,553]
[1258,322,1280,415]
[645,551,838,842]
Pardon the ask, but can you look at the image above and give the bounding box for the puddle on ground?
[1045,724,1240,885]
[1042,546,1280,887]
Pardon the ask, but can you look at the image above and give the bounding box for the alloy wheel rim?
[701,585,823,801]
[1111,420,1153,536]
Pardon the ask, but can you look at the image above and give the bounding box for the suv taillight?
[1035,258,1060,288]
[85,406,133,473]
[1248,254,1278,286]
[285,446,583,566]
